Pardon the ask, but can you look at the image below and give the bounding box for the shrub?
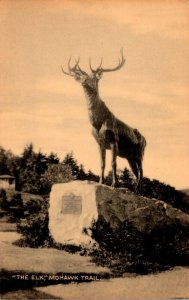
[6,190,23,207]
[15,194,83,252]
[16,195,49,247]
[89,218,189,275]
[0,189,24,221]
[0,188,7,210]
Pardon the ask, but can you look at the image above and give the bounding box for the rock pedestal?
[49,181,98,246]
[49,181,189,246]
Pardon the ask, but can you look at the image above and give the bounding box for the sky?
[0,0,189,189]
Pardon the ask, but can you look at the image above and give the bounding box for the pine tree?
[47,152,60,164]
[78,164,87,180]
[35,151,48,174]
[0,146,12,175]
[19,144,48,193]
[119,168,134,189]
[86,170,99,182]
[105,170,113,186]
[19,144,38,193]
[62,153,80,179]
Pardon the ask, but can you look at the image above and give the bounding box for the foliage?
[62,153,86,180]
[89,218,189,275]
[0,143,188,213]
[0,145,86,194]
[46,152,60,164]
[141,177,189,213]
[85,169,99,182]
[18,144,48,194]
[0,189,24,221]
[0,147,13,175]
[62,153,80,177]
[119,168,134,189]
[0,189,23,210]
[105,168,134,189]
[16,194,49,247]
[0,188,7,210]
[104,168,189,213]
[40,163,74,194]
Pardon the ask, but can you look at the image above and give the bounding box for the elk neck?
[82,82,111,131]
[82,82,99,109]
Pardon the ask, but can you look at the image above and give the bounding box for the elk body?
[62,51,146,191]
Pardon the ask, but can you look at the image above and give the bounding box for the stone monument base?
[49,180,189,247]
[49,181,98,246]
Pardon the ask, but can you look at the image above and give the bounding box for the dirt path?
[1,230,188,299]
[37,267,189,300]
[0,232,109,274]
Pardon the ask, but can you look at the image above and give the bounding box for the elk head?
[61,49,126,90]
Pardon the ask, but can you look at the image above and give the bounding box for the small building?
[0,175,16,190]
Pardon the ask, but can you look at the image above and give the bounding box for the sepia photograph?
[0,0,189,299]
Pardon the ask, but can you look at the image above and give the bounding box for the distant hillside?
[181,189,189,196]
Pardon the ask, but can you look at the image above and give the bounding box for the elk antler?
[89,49,125,74]
[61,57,78,76]
[89,57,103,73]
[61,58,87,76]
[101,49,125,73]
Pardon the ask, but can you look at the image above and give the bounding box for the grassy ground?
[0,231,110,298]
[36,267,189,300]
[0,232,110,275]
[0,212,17,232]
[1,289,61,299]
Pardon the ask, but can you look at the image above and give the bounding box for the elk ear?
[74,74,87,83]
[96,71,103,80]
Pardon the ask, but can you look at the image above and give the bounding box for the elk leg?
[137,162,143,192]
[99,145,106,184]
[110,143,118,187]
[129,161,140,192]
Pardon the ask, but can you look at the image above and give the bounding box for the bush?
[15,194,83,252]
[16,195,49,247]
[0,189,24,221]
[89,218,189,275]
[6,190,23,207]
[141,178,189,214]
[0,188,7,210]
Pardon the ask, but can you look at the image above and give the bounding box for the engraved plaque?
[61,194,82,215]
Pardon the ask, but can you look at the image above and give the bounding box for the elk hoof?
[111,182,118,188]
[99,179,105,185]
[134,186,141,195]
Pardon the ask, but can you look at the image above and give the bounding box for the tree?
[0,147,11,175]
[86,169,99,182]
[35,151,48,175]
[62,153,80,179]
[0,147,21,189]
[105,170,113,186]
[40,163,74,194]
[47,152,60,165]
[119,168,134,189]
[19,144,48,194]
[78,164,87,180]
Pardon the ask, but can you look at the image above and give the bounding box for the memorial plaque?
[61,194,82,215]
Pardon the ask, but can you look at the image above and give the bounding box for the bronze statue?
[62,50,146,191]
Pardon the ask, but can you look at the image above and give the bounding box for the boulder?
[49,181,189,246]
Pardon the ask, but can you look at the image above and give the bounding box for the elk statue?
[61,50,146,191]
